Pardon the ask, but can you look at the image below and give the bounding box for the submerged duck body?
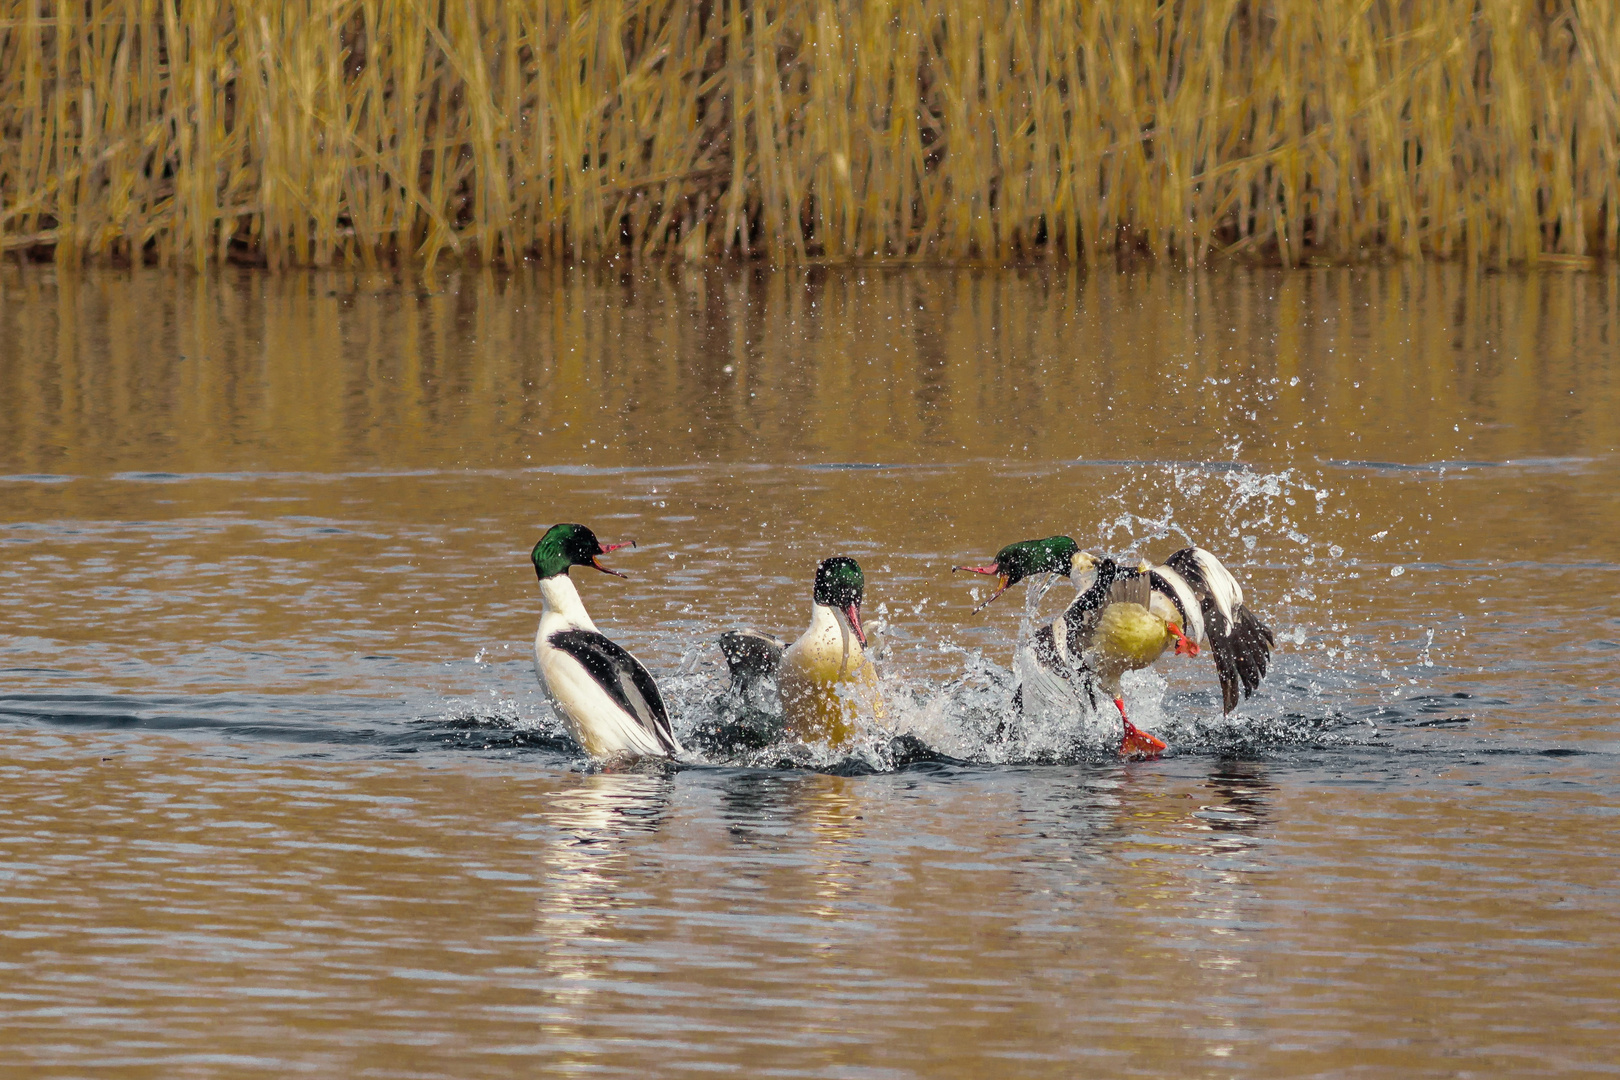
[720,556,885,751]
[531,523,680,760]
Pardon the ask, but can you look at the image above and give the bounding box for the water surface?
[1,264,1616,1076]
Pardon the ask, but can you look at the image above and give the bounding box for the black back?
[548,629,678,754]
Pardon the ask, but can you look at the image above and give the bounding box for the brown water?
[1,264,1617,1076]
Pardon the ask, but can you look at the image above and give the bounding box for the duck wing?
[1163,547,1274,712]
[548,629,680,754]
[1015,622,1101,718]
[1058,557,1123,653]
[718,630,787,694]
[1106,567,1152,609]
[1144,565,1204,643]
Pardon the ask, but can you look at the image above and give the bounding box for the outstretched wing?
[1164,547,1244,637]
[548,629,679,754]
[718,629,787,694]
[1016,622,1100,718]
[1163,547,1275,712]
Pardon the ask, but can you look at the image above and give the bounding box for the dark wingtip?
[1216,650,1241,713]
[718,630,786,692]
[1231,606,1274,698]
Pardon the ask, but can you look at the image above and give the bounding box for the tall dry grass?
[2,0,1618,269]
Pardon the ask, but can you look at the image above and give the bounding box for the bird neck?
[800,601,861,659]
[538,572,597,633]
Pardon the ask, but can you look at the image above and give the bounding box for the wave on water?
[652,649,1488,775]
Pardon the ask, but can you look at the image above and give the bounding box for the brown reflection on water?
[1,264,1616,722]
[2,265,1617,476]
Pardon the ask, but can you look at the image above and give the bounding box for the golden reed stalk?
[2,0,1617,269]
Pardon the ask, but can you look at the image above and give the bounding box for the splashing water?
[410,460,1464,772]
[551,461,1431,772]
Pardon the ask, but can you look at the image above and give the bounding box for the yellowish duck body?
[779,602,885,750]
[1088,602,1176,683]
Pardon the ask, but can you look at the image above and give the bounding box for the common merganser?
[718,556,885,751]
[957,537,1272,756]
[531,523,680,759]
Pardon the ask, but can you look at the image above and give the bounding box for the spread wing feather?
[1147,566,1204,643]
[548,629,679,754]
[1163,547,1274,713]
[1106,569,1151,610]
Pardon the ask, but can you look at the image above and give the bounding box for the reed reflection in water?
[2,264,1616,476]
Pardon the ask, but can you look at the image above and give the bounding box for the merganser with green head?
[956,537,1273,757]
[531,523,680,759]
[718,556,885,751]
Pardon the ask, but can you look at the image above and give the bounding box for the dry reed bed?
[2,0,1618,268]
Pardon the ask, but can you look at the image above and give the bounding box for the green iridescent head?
[954,535,1080,611]
[531,523,635,580]
[812,556,867,645]
[996,536,1081,586]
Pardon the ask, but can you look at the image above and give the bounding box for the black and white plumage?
[548,630,678,750]
[960,535,1274,754]
[1009,553,1172,756]
[531,524,681,759]
[1015,557,1116,715]
[1160,547,1275,713]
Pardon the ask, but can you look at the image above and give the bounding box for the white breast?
[782,602,863,681]
[532,573,667,759]
[535,640,671,758]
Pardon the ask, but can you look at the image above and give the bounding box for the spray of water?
[449,462,1455,770]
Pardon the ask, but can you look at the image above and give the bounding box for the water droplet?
[1329,545,1344,558]
[1390,565,1405,577]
